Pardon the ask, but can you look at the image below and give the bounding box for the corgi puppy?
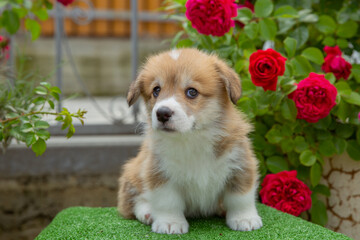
[118,48,262,234]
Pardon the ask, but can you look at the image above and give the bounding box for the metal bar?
[131,0,139,122]
[48,9,175,22]
[48,124,143,136]
[55,2,63,113]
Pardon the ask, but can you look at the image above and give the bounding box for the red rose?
[57,0,75,6]
[289,73,337,123]
[0,35,10,60]
[260,170,312,216]
[185,0,237,37]
[235,1,254,28]
[322,46,352,80]
[249,49,287,91]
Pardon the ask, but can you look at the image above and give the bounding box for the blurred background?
[0,1,177,239]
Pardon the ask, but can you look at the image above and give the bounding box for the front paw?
[152,219,189,234]
[227,214,262,231]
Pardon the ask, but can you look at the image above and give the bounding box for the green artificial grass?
[36,204,351,240]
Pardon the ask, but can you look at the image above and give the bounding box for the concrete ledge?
[0,135,143,178]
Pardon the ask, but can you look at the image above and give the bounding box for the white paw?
[152,219,189,234]
[134,202,153,225]
[227,215,262,231]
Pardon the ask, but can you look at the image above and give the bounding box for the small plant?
[0,72,86,156]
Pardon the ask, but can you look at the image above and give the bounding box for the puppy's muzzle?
[156,107,173,123]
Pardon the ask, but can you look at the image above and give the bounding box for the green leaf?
[265,125,283,144]
[244,22,259,39]
[48,100,55,109]
[335,99,350,121]
[3,10,20,34]
[322,36,335,46]
[352,64,360,83]
[319,139,336,157]
[254,0,273,18]
[34,8,49,21]
[237,97,257,119]
[301,47,324,65]
[311,200,328,226]
[40,82,51,89]
[31,138,47,156]
[300,150,316,166]
[280,139,294,153]
[335,124,354,138]
[342,92,360,106]
[25,19,41,41]
[316,15,336,34]
[280,98,297,121]
[283,37,297,58]
[325,72,336,84]
[337,20,358,39]
[34,86,48,95]
[34,121,50,129]
[32,96,46,105]
[336,38,348,49]
[259,18,277,40]
[294,136,309,153]
[346,140,360,161]
[313,115,331,130]
[333,137,347,155]
[50,86,62,94]
[66,124,75,138]
[313,184,331,197]
[334,81,352,96]
[266,156,289,173]
[310,162,322,187]
[176,39,193,48]
[36,129,50,140]
[274,5,298,18]
[237,7,253,22]
[289,26,309,49]
[20,123,34,133]
[25,133,37,147]
[291,56,313,76]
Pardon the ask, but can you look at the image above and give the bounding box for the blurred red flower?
[185,0,237,36]
[322,46,352,80]
[260,170,312,216]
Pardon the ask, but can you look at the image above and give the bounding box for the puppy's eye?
[153,86,161,98]
[185,88,198,99]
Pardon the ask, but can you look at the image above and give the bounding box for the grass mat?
[36,204,351,240]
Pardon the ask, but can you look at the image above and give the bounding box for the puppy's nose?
[156,107,173,123]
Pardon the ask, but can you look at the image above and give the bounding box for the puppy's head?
[127,48,241,133]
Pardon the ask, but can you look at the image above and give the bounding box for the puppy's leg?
[224,184,262,231]
[134,197,153,225]
[149,182,189,234]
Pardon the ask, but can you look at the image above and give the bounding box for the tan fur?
[118,48,259,222]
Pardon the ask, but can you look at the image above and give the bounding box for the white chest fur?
[150,130,243,217]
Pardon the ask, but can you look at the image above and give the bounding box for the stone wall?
[322,153,360,240]
[0,174,118,240]
[0,135,141,240]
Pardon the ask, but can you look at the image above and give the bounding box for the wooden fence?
[41,0,181,38]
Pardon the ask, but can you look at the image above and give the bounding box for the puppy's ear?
[215,60,241,105]
[127,73,143,107]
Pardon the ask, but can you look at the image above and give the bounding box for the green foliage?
[168,0,360,226]
[0,73,86,156]
[0,0,53,41]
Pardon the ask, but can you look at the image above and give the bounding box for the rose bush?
[260,170,312,216]
[167,0,360,226]
[0,35,10,61]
